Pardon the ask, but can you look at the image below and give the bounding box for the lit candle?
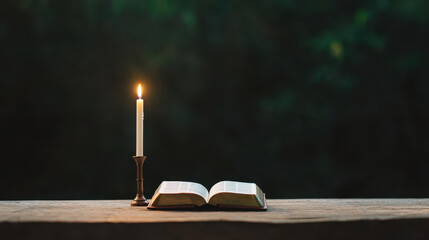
[136,84,144,156]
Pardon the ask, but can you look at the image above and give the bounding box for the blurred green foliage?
[0,0,428,199]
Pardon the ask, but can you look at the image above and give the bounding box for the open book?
[148,181,267,210]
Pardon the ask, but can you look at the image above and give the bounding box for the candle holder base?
[131,156,149,207]
[131,197,149,206]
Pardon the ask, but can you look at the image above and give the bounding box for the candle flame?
[137,84,142,99]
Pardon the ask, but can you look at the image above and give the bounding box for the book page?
[159,181,209,202]
[208,181,256,199]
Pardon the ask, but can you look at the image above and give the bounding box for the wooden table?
[1,199,429,239]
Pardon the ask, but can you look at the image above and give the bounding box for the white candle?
[136,84,144,156]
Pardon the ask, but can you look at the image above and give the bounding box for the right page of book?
[209,181,254,196]
[208,181,265,208]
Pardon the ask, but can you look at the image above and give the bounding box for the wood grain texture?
[1,199,429,240]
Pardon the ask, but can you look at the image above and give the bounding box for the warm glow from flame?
[137,84,142,99]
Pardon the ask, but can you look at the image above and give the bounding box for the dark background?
[1,0,428,200]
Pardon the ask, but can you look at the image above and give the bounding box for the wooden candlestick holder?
[131,156,149,206]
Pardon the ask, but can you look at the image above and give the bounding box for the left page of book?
[149,181,209,208]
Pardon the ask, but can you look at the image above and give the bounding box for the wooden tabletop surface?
[2,199,429,240]
[1,199,429,223]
